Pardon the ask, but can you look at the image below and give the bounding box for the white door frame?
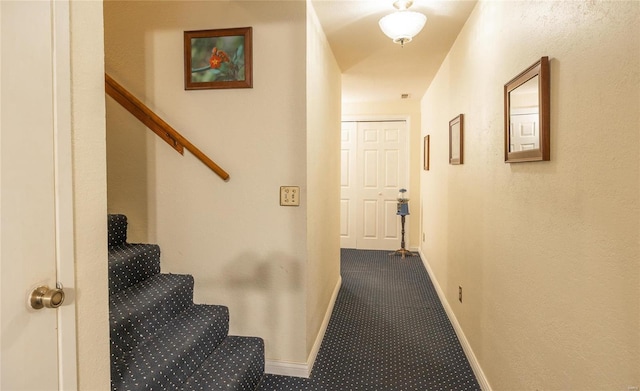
[341,115,412,250]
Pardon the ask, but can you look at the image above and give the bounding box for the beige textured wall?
[420,1,639,389]
[342,100,422,248]
[71,1,110,389]
[104,0,335,365]
[305,3,342,356]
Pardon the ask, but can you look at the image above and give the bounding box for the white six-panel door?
[340,122,357,248]
[509,111,539,151]
[1,1,77,389]
[340,120,408,250]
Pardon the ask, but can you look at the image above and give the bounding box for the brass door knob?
[30,285,65,309]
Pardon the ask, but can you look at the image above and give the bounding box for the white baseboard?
[306,275,342,374]
[418,249,492,391]
[264,360,309,378]
[265,276,342,378]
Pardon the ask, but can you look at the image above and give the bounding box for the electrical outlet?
[280,186,300,206]
[459,286,463,303]
[422,232,425,242]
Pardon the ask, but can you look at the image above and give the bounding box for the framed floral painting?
[184,27,253,90]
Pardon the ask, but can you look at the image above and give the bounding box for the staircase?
[108,214,265,390]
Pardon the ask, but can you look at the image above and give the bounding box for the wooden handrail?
[105,73,230,181]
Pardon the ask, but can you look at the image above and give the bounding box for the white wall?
[105,0,341,368]
[305,0,342,358]
[70,1,110,388]
[420,1,639,389]
[342,100,422,248]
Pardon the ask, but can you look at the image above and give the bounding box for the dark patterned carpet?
[257,249,480,390]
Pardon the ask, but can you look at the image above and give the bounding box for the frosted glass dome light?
[379,0,427,47]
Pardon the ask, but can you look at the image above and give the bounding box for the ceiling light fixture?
[379,0,427,47]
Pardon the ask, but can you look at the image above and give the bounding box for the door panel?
[384,200,399,239]
[384,150,399,187]
[357,121,407,250]
[341,120,408,250]
[340,120,408,250]
[340,199,350,237]
[339,122,357,248]
[362,200,378,238]
[363,150,378,187]
[340,150,350,187]
[1,1,75,389]
[510,112,539,151]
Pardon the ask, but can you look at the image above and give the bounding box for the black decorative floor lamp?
[390,188,414,259]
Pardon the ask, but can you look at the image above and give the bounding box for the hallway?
[258,249,480,390]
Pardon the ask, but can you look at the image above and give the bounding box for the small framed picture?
[449,114,464,165]
[184,27,253,90]
[423,135,430,170]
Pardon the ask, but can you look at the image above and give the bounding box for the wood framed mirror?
[504,56,550,163]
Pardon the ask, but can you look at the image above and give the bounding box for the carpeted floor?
[257,249,481,391]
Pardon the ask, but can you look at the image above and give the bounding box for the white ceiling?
[311,0,477,103]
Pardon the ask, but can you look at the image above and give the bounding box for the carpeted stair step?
[108,214,129,247]
[112,304,230,391]
[109,243,161,294]
[180,336,265,391]
[110,273,195,359]
[107,213,266,390]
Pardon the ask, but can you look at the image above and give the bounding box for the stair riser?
[181,336,264,391]
[109,244,161,294]
[113,305,230,391]
[110,274,194,356]
[108,214,128,247]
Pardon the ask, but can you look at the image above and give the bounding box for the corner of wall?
[305,0,342,360]
[70,0,110,389]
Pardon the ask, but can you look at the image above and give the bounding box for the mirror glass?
[508,76,539,152]
[504,56,550,163]
[451,122,460,159]
[449,114,463,165]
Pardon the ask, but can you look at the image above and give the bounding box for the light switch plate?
[280,186,300,206]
